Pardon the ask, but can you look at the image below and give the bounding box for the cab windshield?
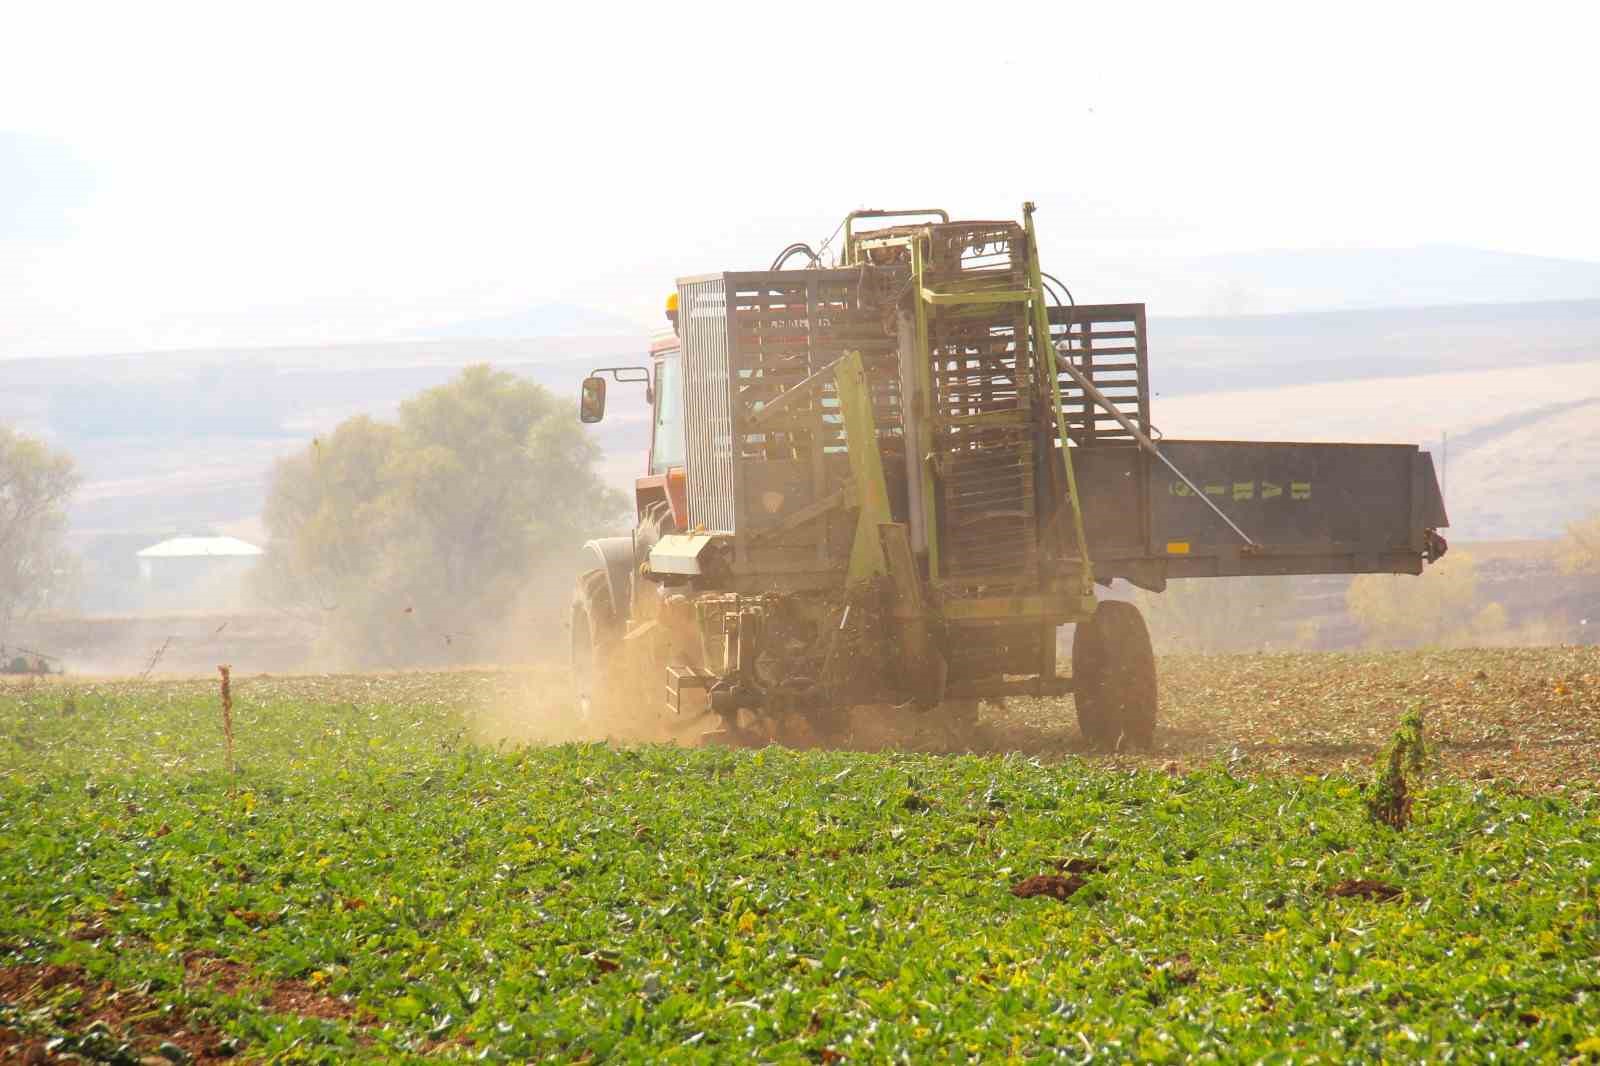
[651,357,685,474]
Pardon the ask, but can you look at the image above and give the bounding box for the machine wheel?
[571,568,622,721]
[1071,601,1157,749]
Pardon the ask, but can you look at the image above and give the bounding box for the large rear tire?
[1071,600,1157,749]
[571,569,621,722]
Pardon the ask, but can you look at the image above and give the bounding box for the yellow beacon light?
[665,291,680,332]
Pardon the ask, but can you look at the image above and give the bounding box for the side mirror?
[578,366,647,423]
[579,376,607,423]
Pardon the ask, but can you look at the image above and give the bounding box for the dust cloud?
[468,664,698,749]
[467,672,1078,758]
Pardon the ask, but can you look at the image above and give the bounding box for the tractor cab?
[640,332,687,530]
[577,328,688,534]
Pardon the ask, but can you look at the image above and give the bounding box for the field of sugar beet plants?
[2,647,1599,1062]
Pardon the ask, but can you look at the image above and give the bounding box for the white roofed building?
[137,535,262,565]
[135,535,263,601]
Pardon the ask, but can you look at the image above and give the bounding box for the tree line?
[0,425,78,649]
[254,364,624,665]
[1,366,624,668]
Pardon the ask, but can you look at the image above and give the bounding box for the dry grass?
[991,645,1600,792]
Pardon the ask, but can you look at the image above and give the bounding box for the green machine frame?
[838,205,1097,626]
[616,203,1448,727]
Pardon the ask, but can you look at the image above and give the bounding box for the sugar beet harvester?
[573,205,1448,747]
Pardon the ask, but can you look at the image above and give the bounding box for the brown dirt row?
[0,952,370,1064]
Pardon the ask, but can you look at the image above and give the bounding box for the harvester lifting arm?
[744,355,845,430]
[1050,341,1260,551]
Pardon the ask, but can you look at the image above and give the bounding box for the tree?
[1346,551,1503,648]
[1558,512,1600,575]
[0,426,79,642]
[258,366,626,666]
[258,415,399,614]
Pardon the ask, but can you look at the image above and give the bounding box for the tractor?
[573,205,1448,746]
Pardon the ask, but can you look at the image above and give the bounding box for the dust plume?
[468,664,700,748]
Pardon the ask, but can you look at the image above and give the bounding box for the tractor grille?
[680,275,736,532]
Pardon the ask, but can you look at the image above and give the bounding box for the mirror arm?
[588,365,654,405]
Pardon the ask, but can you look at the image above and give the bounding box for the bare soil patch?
[1011,874,1086,901]
[0,954,371,1063]
[0,962,233,1064]
[1327,879,1404,902]
[184,952,366,1021]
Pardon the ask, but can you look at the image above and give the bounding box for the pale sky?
[3,0,1597,358]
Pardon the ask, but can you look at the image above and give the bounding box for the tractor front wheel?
[1071,601,1158,749]
[571,569,622,722]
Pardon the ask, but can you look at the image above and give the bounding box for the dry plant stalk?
[218,664,235,779]
[1366,707,1425,830]
[140,636,173,681]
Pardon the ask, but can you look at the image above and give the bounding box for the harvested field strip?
[1,651,1598,1061]
[995,646,1600,789]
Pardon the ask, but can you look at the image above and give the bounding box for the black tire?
[571,569,621,721]
[1071,600,1158,749]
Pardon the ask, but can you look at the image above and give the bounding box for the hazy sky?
[3,0,1597,358]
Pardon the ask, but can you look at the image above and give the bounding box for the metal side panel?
[679,275,736,533]
[1073,440,1447,581]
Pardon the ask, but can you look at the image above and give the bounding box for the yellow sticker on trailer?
[1166,541,1191,555]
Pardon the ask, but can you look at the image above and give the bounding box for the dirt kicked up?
[1,646,1597,1061]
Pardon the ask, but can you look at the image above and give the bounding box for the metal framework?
[641,204,1449,719]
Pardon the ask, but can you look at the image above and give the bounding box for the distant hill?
[1071,246,1600,317]
[1194,245,1600,311]
[419,303,650,339]
[1149,297,1600,394]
